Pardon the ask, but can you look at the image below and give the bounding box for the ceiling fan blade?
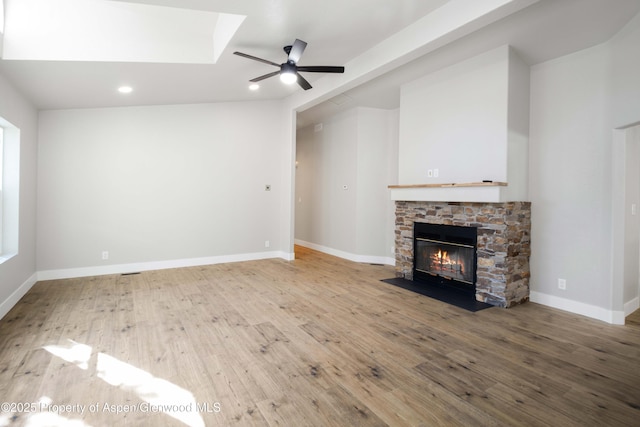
[233,51,280,68]
[288,39,307,64]
[250,70,281,82]
[297,66,345,73]
[296,73,312,90]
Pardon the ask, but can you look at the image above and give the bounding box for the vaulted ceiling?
[0,0,639,122]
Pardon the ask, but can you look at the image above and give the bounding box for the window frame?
[0,125,4,255]
[0,117,20,263]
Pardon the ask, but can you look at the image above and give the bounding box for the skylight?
[0,0,4,35]
[2,0,245,63]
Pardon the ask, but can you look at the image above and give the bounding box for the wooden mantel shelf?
[388,181,510,203]
[388,182,507,189]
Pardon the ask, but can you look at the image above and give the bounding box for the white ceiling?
[0,0,448,109]
[0,0,639,124]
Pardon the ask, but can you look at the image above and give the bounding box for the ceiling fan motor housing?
[281,61,297,73]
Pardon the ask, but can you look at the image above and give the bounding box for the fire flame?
[432,249,463,274]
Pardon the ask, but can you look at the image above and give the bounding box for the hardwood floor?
[1,246,639,426]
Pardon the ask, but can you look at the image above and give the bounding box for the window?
[0,117,19,262]
[0,126,3,254]
[0,0,4,34]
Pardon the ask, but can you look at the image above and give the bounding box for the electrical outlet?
[427,169,433,178]
[265,240,270,248]
[102,251,109,260]
[433,169,439,178]
[558,278,566,290]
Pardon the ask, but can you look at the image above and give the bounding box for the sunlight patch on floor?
[97,352,204,427]
[44,340,92,370]
[35,340,205,427]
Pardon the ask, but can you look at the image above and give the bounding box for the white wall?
[623,126,640,309]
[398,45,529,202]
[529,44,613,315]
[37,101,290,277]
[295,107,397,263]
[612,12,640,318]
[529,10,640,323]
[506,48,530,201]
[612,13,640,130]
[356,108,400,260]
[295,109,358,255]
[0,71,39,319]
[399,45,509,185]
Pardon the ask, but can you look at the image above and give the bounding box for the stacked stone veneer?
[395,201,531,307]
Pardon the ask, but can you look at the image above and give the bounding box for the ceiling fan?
[233,39,345,90]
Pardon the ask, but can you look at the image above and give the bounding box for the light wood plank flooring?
[1,246,639,426]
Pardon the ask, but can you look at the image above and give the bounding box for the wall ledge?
[389,182,510,203]
[389,181,507,189]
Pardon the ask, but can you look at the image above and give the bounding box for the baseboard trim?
[294,240,395,266]
[530,291,625,325]
[0,272,38,320]
[624,296,640,317]
[37,251,291,281]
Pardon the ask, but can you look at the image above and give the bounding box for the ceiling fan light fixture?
[279,62,297,85]
[280,71,297,85]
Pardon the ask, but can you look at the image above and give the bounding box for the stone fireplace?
[389,44,531,307]
[394,201,531,307]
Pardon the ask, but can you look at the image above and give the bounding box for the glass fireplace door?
[415,238,475,284]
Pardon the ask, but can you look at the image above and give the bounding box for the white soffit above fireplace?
[2,0,245,63]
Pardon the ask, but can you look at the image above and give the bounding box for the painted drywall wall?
[295,107,397,263]
[395,44,529,205]
[295,109,359,256]
[623,125,640,310]
[387,109,400,255]
[611,13,640,318]
[399,45,509,185]
[0,71,38,318]
[356,107,398,259]
[506,48,530,201]
[37,101,289,275]
[612,12,640,130]
[529,44,613,314]
[529,11,640,322]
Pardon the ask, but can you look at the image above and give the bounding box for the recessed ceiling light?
[249,83,259,91]
[118,86,133,94]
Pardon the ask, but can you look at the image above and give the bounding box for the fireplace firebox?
[413,223,477,296]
